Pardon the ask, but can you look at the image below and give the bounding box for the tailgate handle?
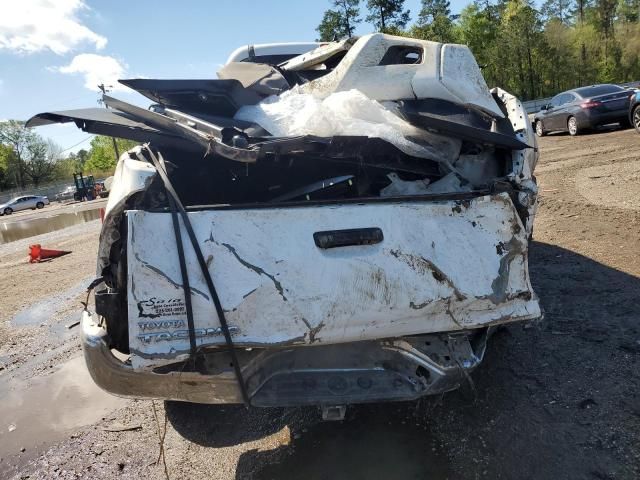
[313,228,383,249]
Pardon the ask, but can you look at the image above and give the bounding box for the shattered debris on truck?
[28,33,541,417]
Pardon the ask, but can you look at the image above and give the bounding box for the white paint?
[225,42,321,64]
[104,148,156,217]
[127,193,540,369]
[297,34,504,118]
[493,87,539,235]
[281,38,356,71]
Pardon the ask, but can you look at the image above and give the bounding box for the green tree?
[53,147,89,180]
[0,143,15,190]
[411,0,457,42]
[541,18,578,93]
[541,0,575,23]
[0,121,64,187]
[0,120,39,188]
[85,136,137,174]
[458,3,502,85]
[22,138,61,186]
[317,0,361,41]
[366,0,411,32]
[75,149,89,173]
[495,0,543,99]
[593,0,621,78]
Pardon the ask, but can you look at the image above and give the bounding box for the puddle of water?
[0,208,101,244]
[0,355,127,473]
[251,408,451,479]
[11,278,91,328]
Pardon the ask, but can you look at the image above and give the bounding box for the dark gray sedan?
[533,84,634,136]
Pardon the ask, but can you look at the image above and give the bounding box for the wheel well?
[632,103,640,123]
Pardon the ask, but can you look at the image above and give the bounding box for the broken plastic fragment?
[380,173,431,197]
[235,89,460,161]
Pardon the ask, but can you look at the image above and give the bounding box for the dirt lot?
[1,128,639,479]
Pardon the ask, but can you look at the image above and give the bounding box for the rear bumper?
[81,310,492,406]
[82,310,244,403]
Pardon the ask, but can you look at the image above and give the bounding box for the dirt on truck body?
[28,33,541,417]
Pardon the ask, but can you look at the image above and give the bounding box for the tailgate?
[127,193,540,368]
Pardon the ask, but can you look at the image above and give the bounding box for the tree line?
[0,120,136,191]
[317,0,640,100]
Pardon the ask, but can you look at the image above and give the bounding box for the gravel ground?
[1,127,639,479]
[0,220,101,374]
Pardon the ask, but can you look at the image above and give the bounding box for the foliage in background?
[317,0,362,40]
[365,0,412,32]
[317,0,640,99]
[0,118,137,191]
[84,136,137,175]
[0,120,62,188]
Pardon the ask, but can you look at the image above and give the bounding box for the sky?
[0,0,470,153]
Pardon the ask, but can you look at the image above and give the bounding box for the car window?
[550,95,562,107]
[558,93,575,105]
[574,85,623,97]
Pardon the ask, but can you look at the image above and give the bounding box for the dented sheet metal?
[127,192,540,368]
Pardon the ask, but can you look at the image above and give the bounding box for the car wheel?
[567,116,579,136]
[633,105,640,134]
[535,121,546,137]
[4,208,13,215]
[36,202,44,209]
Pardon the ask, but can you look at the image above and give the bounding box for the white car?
[55,185,76,202]
[0,195,50,215]
[29,34,540,420]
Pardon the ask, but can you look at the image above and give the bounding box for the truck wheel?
[36,202,44,209]
[535,121,546,137]
[633,105,640,134]
[4,208,13,215]
[567,116,579,136]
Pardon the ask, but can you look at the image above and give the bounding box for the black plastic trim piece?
[313,228,384,249]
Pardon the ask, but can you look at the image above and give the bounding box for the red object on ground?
[28,244,72,263]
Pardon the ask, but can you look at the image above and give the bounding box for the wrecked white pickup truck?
[28,34,541,419]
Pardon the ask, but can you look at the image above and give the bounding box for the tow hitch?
[322,405,347,421]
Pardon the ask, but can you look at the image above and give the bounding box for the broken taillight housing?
[580,100,602,109]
